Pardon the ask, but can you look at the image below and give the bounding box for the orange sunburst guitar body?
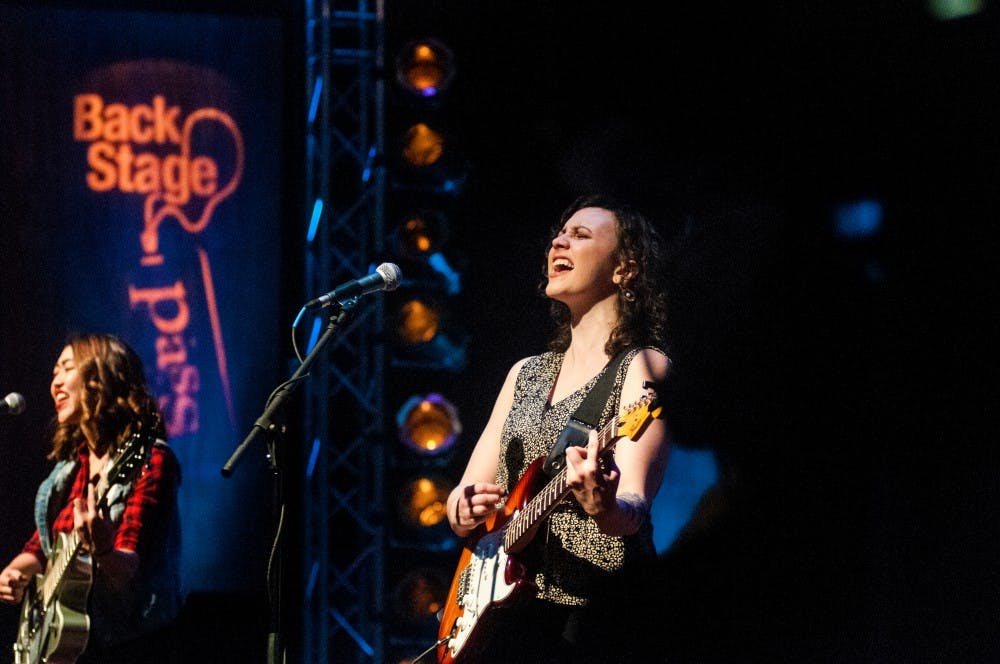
[436,392,662,664]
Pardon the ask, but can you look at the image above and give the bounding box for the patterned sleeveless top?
[495,347,661,605]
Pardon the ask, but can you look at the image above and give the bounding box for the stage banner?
[0,4,285,593]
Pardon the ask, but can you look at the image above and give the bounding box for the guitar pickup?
[456,565,470,607]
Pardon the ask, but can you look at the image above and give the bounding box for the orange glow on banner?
[76,91,244,438]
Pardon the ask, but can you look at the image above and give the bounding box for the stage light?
[396,393,461,455]
[395,38,455,100]
[392,472,458,550]
[398,474,452,528]
[392,122,465,195]
[391,566,449,632]
[389,287,467,371]
[402,123,444,167]
[393,209,447,259]
[395,297,440,345]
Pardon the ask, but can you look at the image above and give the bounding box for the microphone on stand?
[303,262,402,310]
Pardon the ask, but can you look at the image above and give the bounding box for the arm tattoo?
[616,492,649,533]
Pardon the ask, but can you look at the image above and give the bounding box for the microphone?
[304,262,402,310]
[0,392,26,416]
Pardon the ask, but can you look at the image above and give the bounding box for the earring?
[621,287,636,302]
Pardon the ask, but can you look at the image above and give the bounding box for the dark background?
[381,5,997,660]
[2,0,997,661]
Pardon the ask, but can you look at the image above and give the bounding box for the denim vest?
[33,440,183,648]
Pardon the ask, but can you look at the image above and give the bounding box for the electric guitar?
[13,429,155,664]
[436,392,662,664]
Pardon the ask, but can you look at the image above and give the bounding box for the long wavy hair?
[49,333,166,461]
[543,193,669,357]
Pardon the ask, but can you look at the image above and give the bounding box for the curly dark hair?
[542,193,669,357]
[49,333,166,461]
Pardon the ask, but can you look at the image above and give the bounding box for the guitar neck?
[40,532,82,607]
[503,415,618,552]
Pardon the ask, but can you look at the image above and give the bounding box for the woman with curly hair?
[0,333,182,664]
[442,194,672,663]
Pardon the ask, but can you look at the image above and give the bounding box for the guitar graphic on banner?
[436,391,662,664]
[12,428,155,664]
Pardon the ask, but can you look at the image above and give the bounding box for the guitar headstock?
[106,428,155,486]
[616,392,662,440]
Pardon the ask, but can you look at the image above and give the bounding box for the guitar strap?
[542,349,632,476]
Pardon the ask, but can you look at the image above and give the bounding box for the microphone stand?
[222,302,353,664]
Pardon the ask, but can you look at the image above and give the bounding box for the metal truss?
[302,1,386,662]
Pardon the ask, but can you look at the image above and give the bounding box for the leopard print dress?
[495,347,660,606]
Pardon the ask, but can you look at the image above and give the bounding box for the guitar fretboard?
[502,410,620,553]
[501,393,657,553]
[40,531,84,606]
